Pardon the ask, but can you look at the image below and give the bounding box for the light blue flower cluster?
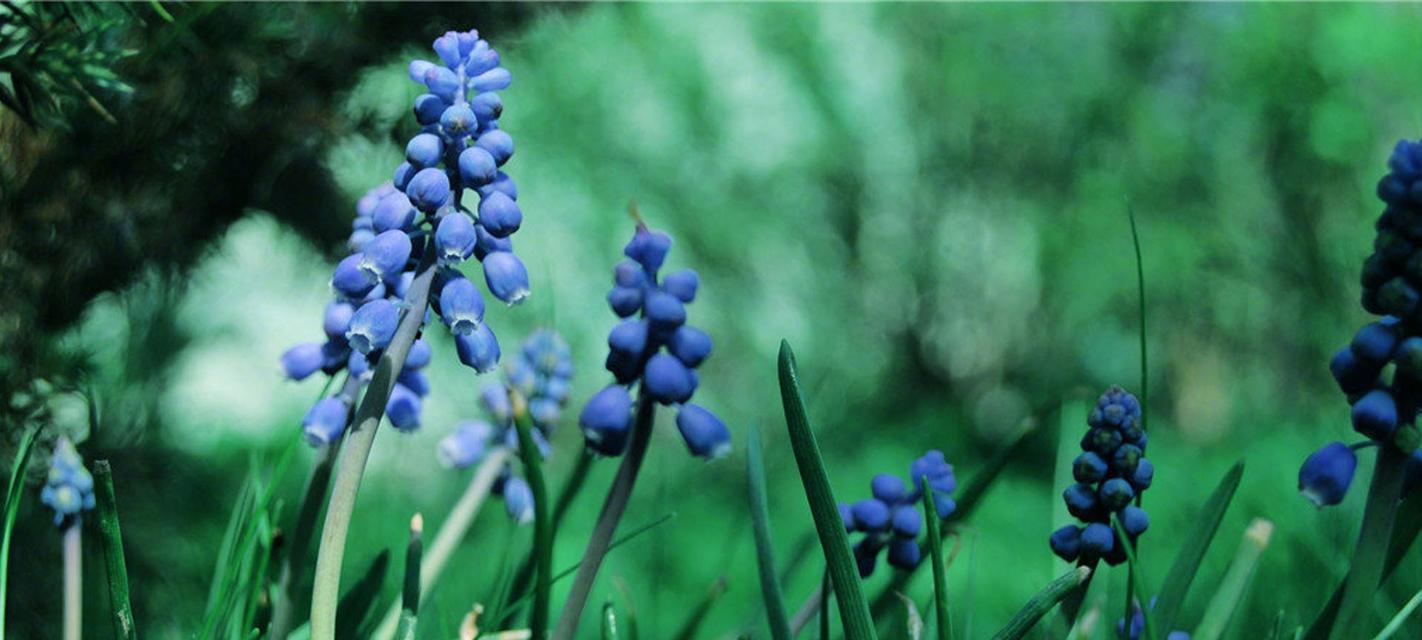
[438,330,572,523]
[1051,386,1151,567]
[577,224,730,459]
[1300,139,1422,506]
[837,450,957,577]
[39,437,95,529]
[280,28,529,446]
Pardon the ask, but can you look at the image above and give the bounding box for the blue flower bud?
[40,438,95,528]
[624,227,672,271]
[1380,277,1420,317]
[359,230,413,281]
[1080,522,1115,556]
[406,133,444,169]
[853,539,880,577]
[440,104,478,138]
[281,343,325,381]
[1063,483,1099,519]
[886,538,921,569]
[347,299,400,354]
[348,229,374,253]
[1298,442,1357,507]
[423,66,461,101]
[1131,458,1154,491]
[1352,388,1399,439]
[1050,525,1082,562]
[605,350,641,385]
[398,369,430,397]
[580,385,633,455]
[436,213,478,263]
[433,31,462,68]
[909,450,957,495]
[668,325,712,368]
[1121,505,1150,536]
[1112,444,1143,475]
[839,503,856,532]
[438,420,494,468]
[372,191,417,233]
[645,291,686,328]
[871,474,908,503]
[348,351,371,380]
[406,168,452,213]
[470,67,512,92]
[1396,337,1422,379]
[1082,427,1123,455]
[405,338,432,370]
[464,43,500,76]
[850,499,890,532]
[332,254,378,299]
[413,94,446,126]
[644,353,695,404]
[482,251,530,305]
[477,171,518,201]
[470,92,503,123]
[932,494,956,520]
[408,60,436,84]
[475,129,514,165]
[890,505,921,538]
[503,475,534,524]
[1352,320,1401,363]
[1099,477,1135,510]
[529,398,561,427]
[439,276,486,335]
[480,383,513,423]
[478,191,522,237]
[473,223,512,261]
[353,216,374,231]
[303,397,348,446]
[607,286,643,318]
[1072,452,1108,483]
[454,323,501,373]
[608,319,649,358]
[674,403,731,459]
[385,384,422,432]
[458,146,498,187]
[662,269,699,302]
[456,31,478,57]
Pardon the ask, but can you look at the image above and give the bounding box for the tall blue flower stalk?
[307,28,529,640]
[40,437,93,640]
[1300,138,1422,636]
[552,220,730,640]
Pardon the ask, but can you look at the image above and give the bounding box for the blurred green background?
[5,2,1422,638]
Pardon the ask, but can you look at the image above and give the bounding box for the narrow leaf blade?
[747,422,793,640]
[93,461,136,640]
[990,566,1093,640]
[1195,518,1274,640]
[1153,461,1245,631]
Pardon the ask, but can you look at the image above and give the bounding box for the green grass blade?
[990,566,1093,640]
[335,550,390,640]
[513,404,553,639]
[1195,518,1274,640]
[1306,486,1422,639]
[1127,203,1148,433]
[92,461,136,640]
[1334,448,1408,637]
[1372,581,1422,640]
[504,512,678,612]
[671,576,728,640]
[603,600,620,640]
[1153,460,1245,632]
[0,426,40,640]
[777,340,877,640]
[920,477,951,640]
[819,570,831,640]
[393,513,423,640]
[1112,517,1157,640]
[615,578,641,640]
[746,422,792,640]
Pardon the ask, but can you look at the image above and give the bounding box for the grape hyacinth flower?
[1050,386,1152,566]
[1115,598,1191,640]
[577,222,730,459]
[437,330,572,523]
[837,450,958,577]
[39,437,95,529]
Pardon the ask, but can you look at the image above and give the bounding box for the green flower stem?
[1195,518,1274,640]
[788,581,826,637]
[1332,446,1407,637]
[394,513,423,640]
[374,448,510,640]
[1112,517,1155,640]
[93,461,136,640]
[512,394,554,639]
[552,387,656,640]
[309,255,437,640]
[921,477,951,640]
[501,447,596,629]
[270,376,361,640]
[63,524,82,640]
[670,576,728,640]
[0,425,40,640]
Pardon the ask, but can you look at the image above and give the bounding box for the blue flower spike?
[1051,386,1152,566]
[40,437,96,529]
[838,449,959,577]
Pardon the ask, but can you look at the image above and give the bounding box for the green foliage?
[746,422,792,640]
[0,1,136,128]
[1154,461,1245,632]
[92,460,136,640]
[0,425,39,640]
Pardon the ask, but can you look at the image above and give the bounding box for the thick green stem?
[501,447,595,628]
[1333,447,1407,637]
[63,525,81,640]
[309,258,436,640]
[551,388,656,640]
[513,396,554,638]
[93,461,136,640]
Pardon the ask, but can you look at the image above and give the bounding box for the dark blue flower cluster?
[836,450,957,577]
[1300,139,1422,506]
[1051,386,1152,566]
[1116,598,1190,640]
[577,224,730,459]
[438,330,572,523]
[280,29,529,446]
[39,437,94,529]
